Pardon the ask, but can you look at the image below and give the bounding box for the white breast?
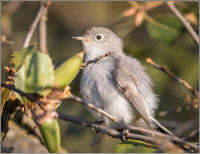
[80,58,135,128]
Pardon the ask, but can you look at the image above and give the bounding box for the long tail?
[151,117,174,136]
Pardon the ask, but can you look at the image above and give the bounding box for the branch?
[68,93,119,123]
[69,94,172,137]
[22,2,45,48]
[1,83,44,107]
[58,112,157,143]
[81,51,112,68]
[1,35,14,45]
[38,1,51,53]
[146,58,199,99]
[166,2,199,44]
[68,94,198,152]
[58,112,199,152]
[2,82,198,152]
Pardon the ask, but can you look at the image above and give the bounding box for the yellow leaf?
[1,87,11,115]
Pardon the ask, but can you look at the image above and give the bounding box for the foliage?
[1,1,198,153]
[13,46,54,96]
[1,87,11,114]
[5,44,83,152]
[54,51,84,89]
[115,139,157,153]
[39,119,61,153]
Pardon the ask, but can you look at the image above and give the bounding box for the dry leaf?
[122,7,137,17]
[144,1,164,11]
[135,11,144,26]
[167,1,175,5]
[184,12,198,25]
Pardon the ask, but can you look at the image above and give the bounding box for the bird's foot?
[91,121,104,132]
[117,129,129,143]
[93,120,104,125]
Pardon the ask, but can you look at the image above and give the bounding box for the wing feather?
[113,56,152,127]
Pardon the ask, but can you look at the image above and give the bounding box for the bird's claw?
[120,129,129,142]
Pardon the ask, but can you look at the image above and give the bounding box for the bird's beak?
[72,36,93,42]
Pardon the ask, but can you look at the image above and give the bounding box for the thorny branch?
[2,82,199,152]
[146,58,199,99]
[166,2,199,45]
[1,83,44,107]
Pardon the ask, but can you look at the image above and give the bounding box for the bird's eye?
[95,34,104,41]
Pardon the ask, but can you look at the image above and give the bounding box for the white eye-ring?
[95,34,104,41]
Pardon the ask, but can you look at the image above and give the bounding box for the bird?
[73,27,158,129]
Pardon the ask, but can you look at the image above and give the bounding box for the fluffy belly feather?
[80,62,135,128]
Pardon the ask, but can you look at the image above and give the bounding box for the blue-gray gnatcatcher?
[73,27,158,129]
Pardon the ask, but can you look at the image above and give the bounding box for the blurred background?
[1,1,199,153]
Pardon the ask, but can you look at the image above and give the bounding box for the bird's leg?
[93,120,104,125]
[90,121,104,132]
[117,129,129,143]
[91,121,105,146]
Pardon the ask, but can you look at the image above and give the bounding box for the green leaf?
[13,48,54,98]
[39,119,61,153]
[54,51,84,89]
[115,139,157,153]
[1,87,11,114]
[147,20,178,44]
[24,51,54,95]
[14,66,28,104]
[12,45,34,71]
[154,14,183,31]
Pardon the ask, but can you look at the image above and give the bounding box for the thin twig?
[68,94,198,151]
[69,94,172,136]
[2,82,198,151]
[146,58,199,98]
[58,112,157,144]
[1,83,44,106]
[19,114,44,145]
[166,2,199,44]
[81,51,112,68]
[58,112,198,152]
[38,2,51,53]
[69,94,119,123]
[1,35,14,45]
[22,3,45,48]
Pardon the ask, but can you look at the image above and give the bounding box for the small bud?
[4,66,11,72]
[8,76,13,81]
[10,67,16,74]
[146,58,153,64]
